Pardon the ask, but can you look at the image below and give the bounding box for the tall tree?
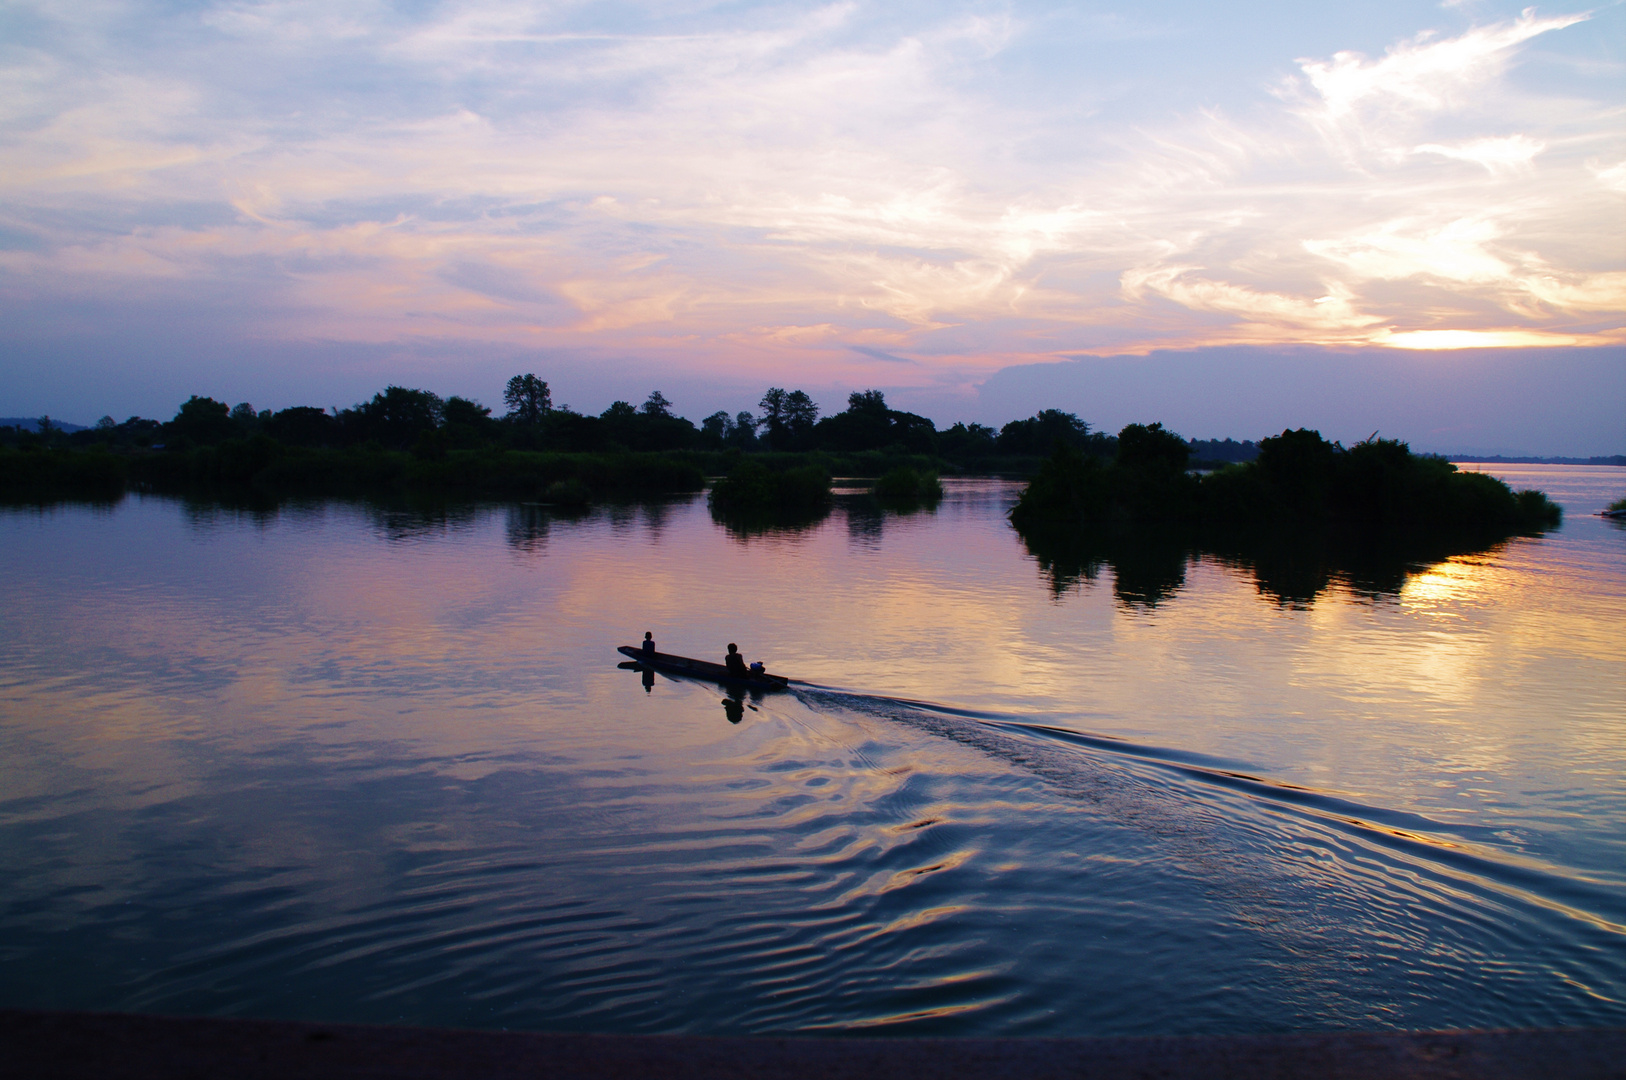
[784,391,819,437]
[701,410,732,445]
[997,409,1096,457]
[167,396,234,445]
[504,374,552,426]
[758,387,788,448]
[1116,422,1189,471]
[641,390,673,417]
[847,389,887,415]
[346,386,444,449]
[443,396,492,428]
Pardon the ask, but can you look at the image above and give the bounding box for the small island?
[1008,423,1563,605]
[1011,422,1560,534]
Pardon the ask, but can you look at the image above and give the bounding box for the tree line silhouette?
[1,376,1259,466]
[0,372,1557,555]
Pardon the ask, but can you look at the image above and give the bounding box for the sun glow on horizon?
[1378,328,1626,351]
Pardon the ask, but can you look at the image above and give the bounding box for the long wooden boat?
[617,646,791,690]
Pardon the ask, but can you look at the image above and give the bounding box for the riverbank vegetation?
[707,460,832,513]
[0,375,1569,550]
[1011,424,1560,535]
[0,381,1029,502]
[872,466,943,501]
[1009,424,1564,602]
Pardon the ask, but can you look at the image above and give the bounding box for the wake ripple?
[789,681,1626,1024]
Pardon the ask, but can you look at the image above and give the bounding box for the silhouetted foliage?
[873,466,942,501]
[59,415,162,449]
[1015,425,1559,537]
[700,410,760,450]
[229,402,267,436]
[939,421,998,460]
[167,396,236,447]
[0,446,125,500]
[709,460,831,512]
[341,387,444,450]
[6,376,1571,542]
[997,410,1115,458]
[443,396,491,428]
[1200,430,1561,533]
[504,374,552,426]
[265,406,334,447]
[707,459,833,539]
[441,396,494,450]
[1187,437,1258,467]
[1117,422,1189,471]
[597,396,697,452]
[1011,424,1563,607]
[758,388,819,450]
[812,389,939,454]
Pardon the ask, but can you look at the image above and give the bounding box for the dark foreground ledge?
[2,1010,1622,1080]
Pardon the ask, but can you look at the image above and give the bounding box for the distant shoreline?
[3,415,1621,467]
[1447,455,1626,467]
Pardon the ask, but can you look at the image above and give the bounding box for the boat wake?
[783,679,1626,1020]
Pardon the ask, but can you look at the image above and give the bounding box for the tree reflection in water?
[841,491,941,553]
[504,502,553,554]
[365,498,479,544]
[708,502,833,542]
[1019,523,1516,609]
[1018,525,1188,609]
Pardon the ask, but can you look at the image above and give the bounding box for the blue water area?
[0,467,1622,1034]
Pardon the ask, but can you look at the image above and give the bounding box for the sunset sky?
[2,1,1621,453]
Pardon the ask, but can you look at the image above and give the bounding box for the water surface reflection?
[0,470,1621,1035]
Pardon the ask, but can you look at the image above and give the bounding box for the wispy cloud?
[1287,10,1586,128]
[0,1,1620,402]
[1414,134,1544,173]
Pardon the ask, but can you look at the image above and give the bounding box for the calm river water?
[1,465,1622,1035]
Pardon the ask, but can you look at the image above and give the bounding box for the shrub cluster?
[707,461,832,513]
[872,467,943,501]
[1012,425,1561,538]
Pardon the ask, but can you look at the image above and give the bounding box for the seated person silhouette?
[724,643,750,679]
[641,631,656,660]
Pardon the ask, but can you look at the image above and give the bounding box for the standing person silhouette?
[641,631,656,660]
[724,643,749,679]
